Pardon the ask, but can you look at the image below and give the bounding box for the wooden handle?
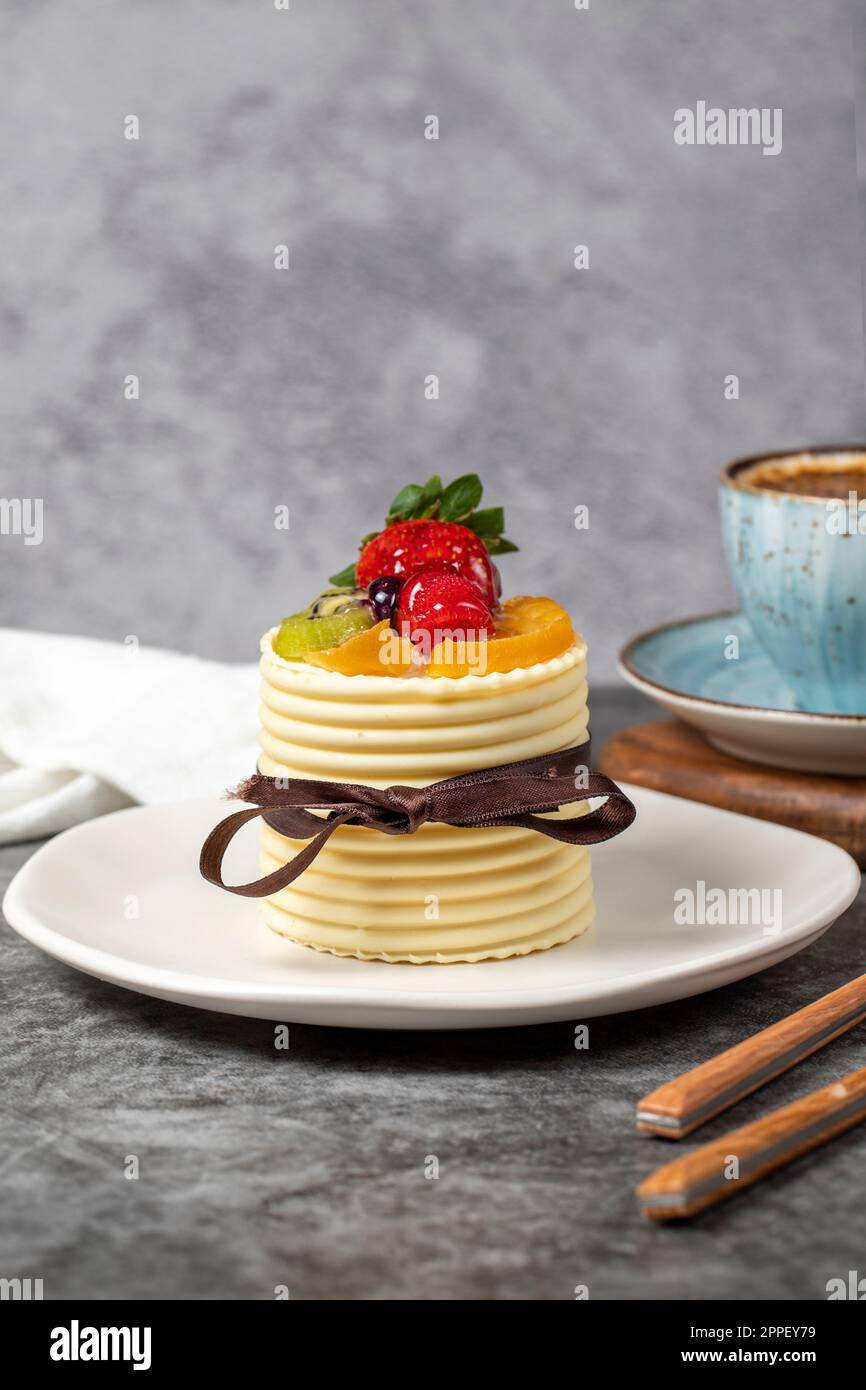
[636,972,866,1138]
[637,1064,866,1220]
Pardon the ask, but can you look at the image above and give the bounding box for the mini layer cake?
[242,472,610,963]
[257,635,592,962]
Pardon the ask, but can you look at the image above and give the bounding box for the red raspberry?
[396,568,495,643]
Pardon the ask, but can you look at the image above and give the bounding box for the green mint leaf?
[465,506,504,539]
[328,562,358,586]
[439,473,483,521]
[485,536,519,555]
[359,531,380,547]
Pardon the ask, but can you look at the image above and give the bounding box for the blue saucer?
[619,612,866,776]
[622,611,806,714]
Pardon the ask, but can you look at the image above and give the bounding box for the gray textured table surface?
[2,687,865,1302]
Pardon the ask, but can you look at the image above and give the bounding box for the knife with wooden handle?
[636,972,866,1139]
[637,1064,866,1220]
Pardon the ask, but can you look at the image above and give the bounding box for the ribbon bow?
[199,741,635,898]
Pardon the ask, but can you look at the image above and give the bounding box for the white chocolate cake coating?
[257,630,593,963]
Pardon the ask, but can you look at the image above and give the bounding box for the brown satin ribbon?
[199,740,636,899]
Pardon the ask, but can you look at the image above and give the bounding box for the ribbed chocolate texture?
[256,632,594,962]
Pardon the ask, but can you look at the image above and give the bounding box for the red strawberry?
[396,567,495,642]
[357,520,496,605]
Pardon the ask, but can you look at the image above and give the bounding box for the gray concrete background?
[2,0,864,680]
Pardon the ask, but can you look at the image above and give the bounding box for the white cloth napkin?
[0,629,260,845]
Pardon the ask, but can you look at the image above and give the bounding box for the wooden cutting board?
[598,720,866,867]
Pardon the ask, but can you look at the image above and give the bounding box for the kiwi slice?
[273,606,374,660]
[309,587,369,618]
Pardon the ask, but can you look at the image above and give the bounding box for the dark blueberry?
[368,574,403,624]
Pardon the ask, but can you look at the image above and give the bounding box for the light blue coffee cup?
[720,447,866,715]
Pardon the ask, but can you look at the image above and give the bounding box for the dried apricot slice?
[429,596,575,679]
[305,620,414,676]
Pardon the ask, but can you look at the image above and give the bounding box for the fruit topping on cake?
[367,574,403,624]
[429,596,574,678]
[329,473,517,590]
[272,474,576,676]
[304,619,411,676]
[308,588,374,618]
[272,591,375,660]
[356,519,498,606]
[395,568,496,640]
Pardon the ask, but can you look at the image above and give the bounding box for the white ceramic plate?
[619,612,866,776]
[3,792,859,1029]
